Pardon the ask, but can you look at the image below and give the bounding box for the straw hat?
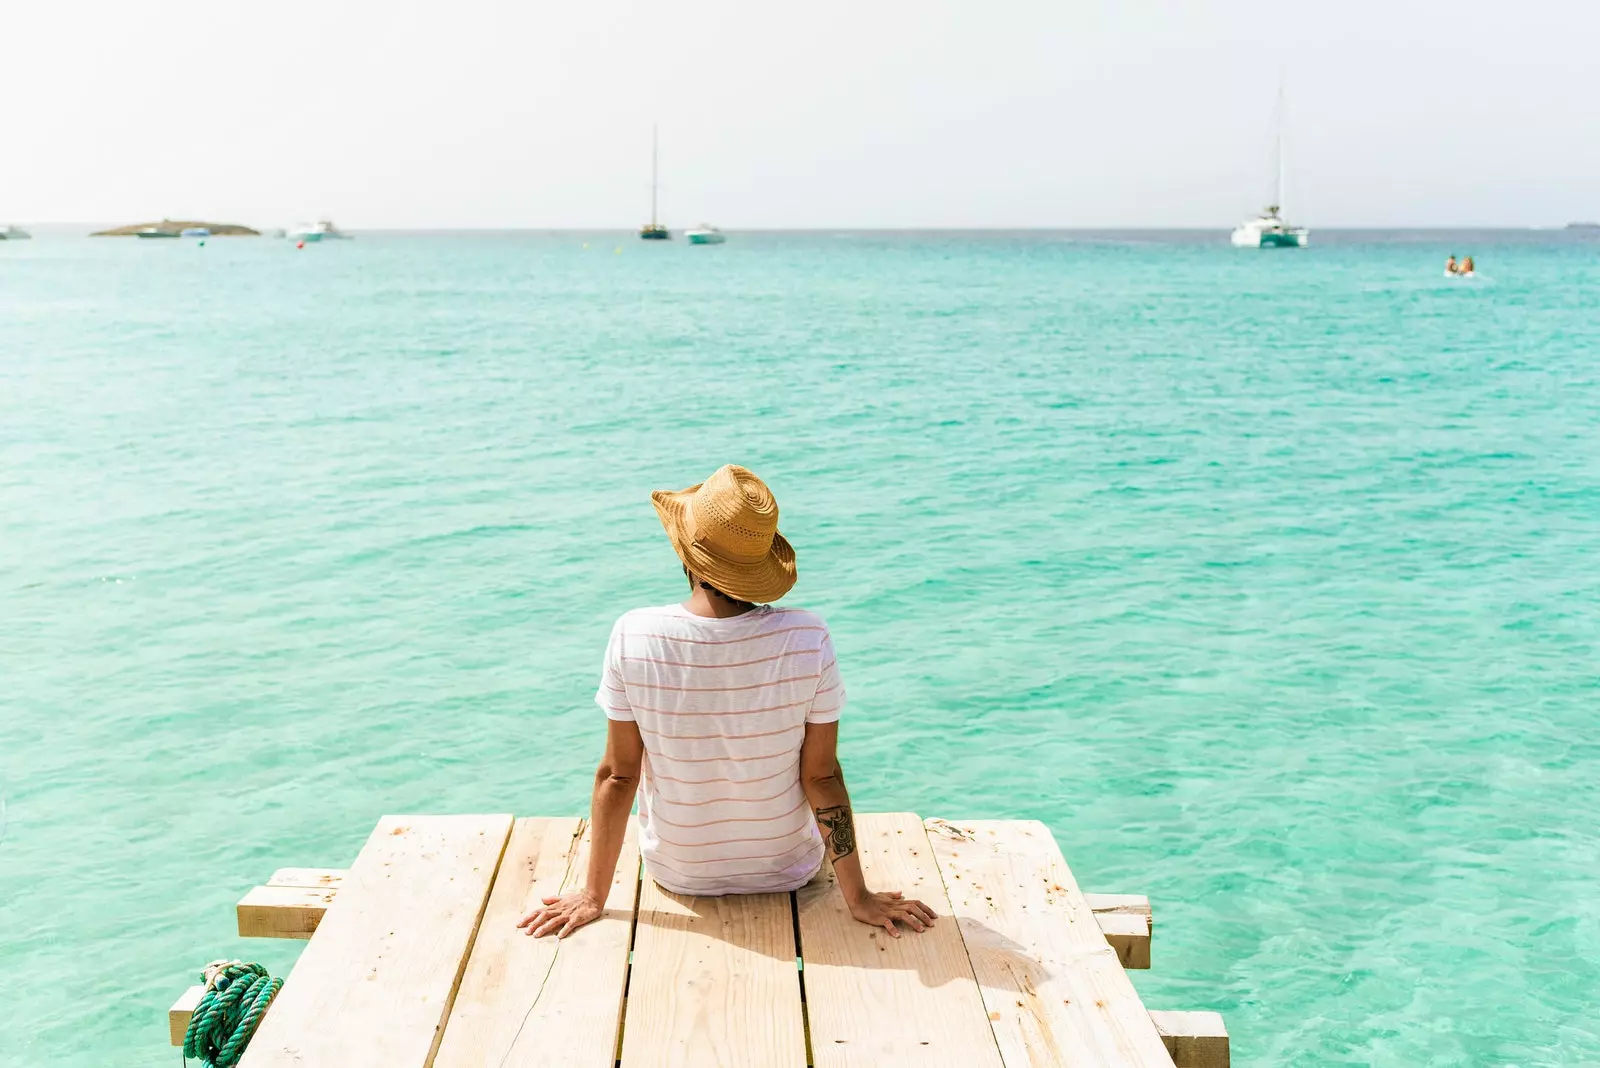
[651,465,797,603]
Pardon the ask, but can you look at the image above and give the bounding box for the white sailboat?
[1231,85,1309,248]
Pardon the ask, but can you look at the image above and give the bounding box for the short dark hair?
[682,564,756,608]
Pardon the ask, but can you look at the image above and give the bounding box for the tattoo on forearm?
[815,804,857,861]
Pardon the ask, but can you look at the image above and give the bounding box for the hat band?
[690,536,771,566]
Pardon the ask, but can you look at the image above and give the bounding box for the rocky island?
[91,220,260,236]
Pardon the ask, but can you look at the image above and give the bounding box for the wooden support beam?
[1086,892,1153,968]
[235,867,349,939]
[1149,1010,1229,1068]
[237,884,338,939]
[1094,911,1152,969]
[169,985,204,1047]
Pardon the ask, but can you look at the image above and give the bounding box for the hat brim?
[652,486,797,603]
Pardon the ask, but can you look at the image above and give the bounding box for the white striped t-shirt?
[595,603,846,895]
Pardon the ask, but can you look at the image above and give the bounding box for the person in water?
[516,464,937,939]
[1461,256,1475,275]
[1446,255,1459,275]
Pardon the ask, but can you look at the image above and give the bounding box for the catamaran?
[639,125,670,240]
[1231,86,1309,248]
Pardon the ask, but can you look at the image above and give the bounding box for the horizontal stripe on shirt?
[651,840,816,868]
[651,809,814,848]
[648,758,802,787]
[647,795,810,830]
[637,724,803,746]
[628,698,812,717]
[624,624,827,646]
[647,781,802,808]
[623,674,822,693]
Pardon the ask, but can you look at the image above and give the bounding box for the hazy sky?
[5,0,1596,228]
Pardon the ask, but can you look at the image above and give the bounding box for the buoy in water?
[296,241,305,249]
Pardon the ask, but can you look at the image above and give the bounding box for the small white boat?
[1231,84,1309,249]
[180,227,211,238]
[0,225,31,240]
[288,220,350,242]
[686,225,726,245]
[136,227,180,239]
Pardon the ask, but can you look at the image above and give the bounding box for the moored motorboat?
[686,225,726,245]
[136,227,180,239]
[288,220,349,242]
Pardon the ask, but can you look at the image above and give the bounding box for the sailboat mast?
[651,123,659,228]
[1273,79,1286,217]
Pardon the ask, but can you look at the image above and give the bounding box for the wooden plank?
[1150,1011,1230,1068]
[797,812,1003,1068]
[924,818,1175,1068]
[433,817,640,1068]
[268,867,347,889]
[237,884,338,939]
[170,985,204,1046]
[619,874,806,1067]
[1096,911,1152,970]
[238,813,514,1068]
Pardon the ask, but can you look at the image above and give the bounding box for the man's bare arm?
[516,719,643,938]
[799,721,936,936]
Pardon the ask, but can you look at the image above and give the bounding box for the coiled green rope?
[182,960,283,1068]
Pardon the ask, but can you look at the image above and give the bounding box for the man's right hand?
[846,889,937,937]
[515,889,604,938]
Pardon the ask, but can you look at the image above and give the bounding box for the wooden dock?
[169,813,1227,1067]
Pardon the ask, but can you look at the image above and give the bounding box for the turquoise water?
[2,230,1598,1066]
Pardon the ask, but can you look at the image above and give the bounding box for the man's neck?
[682,590,758,619]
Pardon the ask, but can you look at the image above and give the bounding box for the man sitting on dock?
[516,465,936,939]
